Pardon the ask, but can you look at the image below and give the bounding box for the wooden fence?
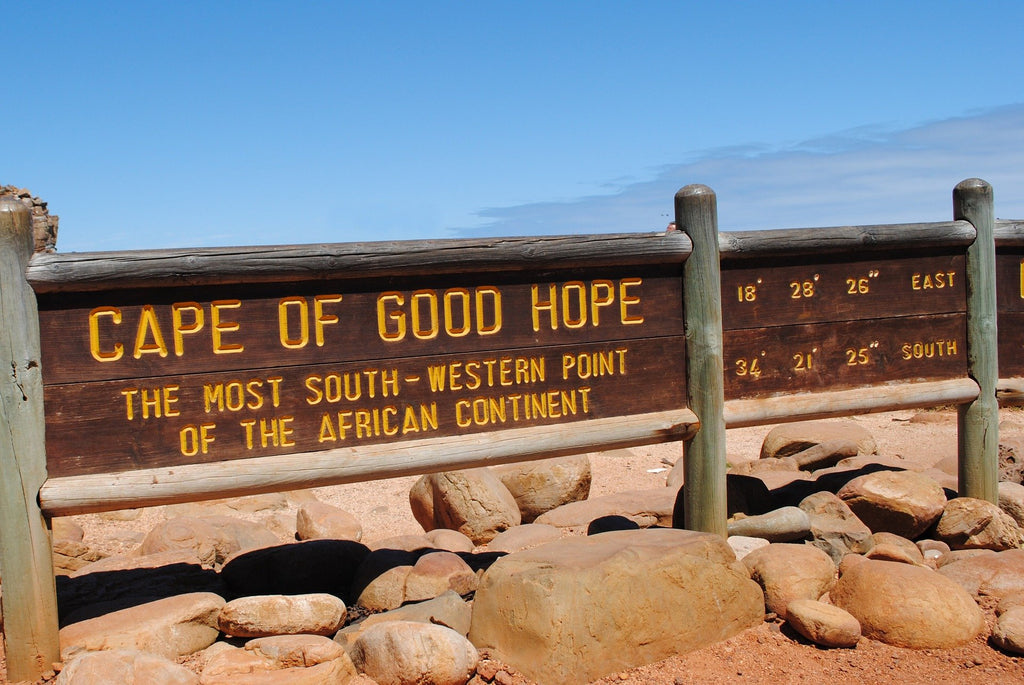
[0,178,1018,679]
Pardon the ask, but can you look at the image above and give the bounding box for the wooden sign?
[38,263,687,477]
[721,252,968,399]
[997,250,1024,378]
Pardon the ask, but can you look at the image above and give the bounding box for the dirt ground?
[3,408,1024,683]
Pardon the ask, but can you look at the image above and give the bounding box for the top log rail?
[25,232,692,293]
[719,220,976,259]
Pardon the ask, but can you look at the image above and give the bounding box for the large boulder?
[492,455,592,522]
[468,528,763,685]
[295,501,363,542]
[218,593,347,638]
[799,491,874,563]
[836,470,946,538]
[335,590,472,653]
[199,636,357,685]
[832,559,984,648]
[938,548,1024,600]
[56,649,199,685]
[60,592,224,661]
[727,506,810,542]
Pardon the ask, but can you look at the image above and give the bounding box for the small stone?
[786,598,861,648]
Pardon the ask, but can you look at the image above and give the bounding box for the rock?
[53,539,105,575]
[469,529,763,685]
[246,634,349,666]
[727,506,810,542]
[934,497,1024,550]
[1000,439,1024,484]
[727,536,770,560]
[535,488,676,528]
[742,543,836,617]
[69,550,205,577]
[938,548,1024,599]
[60,592,224,660]
[831,559,984,648]
[865,533,924,565]
[837,470,946,538]
[296,501,363,541]
[938,548,997,568]
[492,454,592,522]
[218,593,347,638]
[202,515,279,555]
[199,642,357,684]
[140,517,226,567]
[999,481,1024,527]
[487,523,562,553]
[785,599,861,648]
[356,564,413,611]
[350,621,478,685]
[424,528,475,553]
[426,469,521,544]
[403,551,478,602]
[760,420,875,460]
[799,491,874,563]
[56,648,199,684]
[789,440,860,471]
[52,517,85,542]
[220,540,369,603]
[335,591,473,651]
[992,605,1024,655]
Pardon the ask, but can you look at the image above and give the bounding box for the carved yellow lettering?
[211,300,244,354]
[89,306,124,362]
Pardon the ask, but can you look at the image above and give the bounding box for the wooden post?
[0,197,60,681]
[955,178,999,503]
[674,185,727,536]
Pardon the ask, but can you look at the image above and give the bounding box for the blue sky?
[5,2,1023,252]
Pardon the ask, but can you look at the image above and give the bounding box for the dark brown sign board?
[37,254,688,478]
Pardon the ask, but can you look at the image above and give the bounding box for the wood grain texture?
[677,185,727,536]
[719,221,975,260]
[0,198,60,681]
[38,408,698,516]
[955,179,1000,503]
[724,378,979,428]
[26,232,692,293]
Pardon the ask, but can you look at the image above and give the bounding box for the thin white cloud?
[461,104,1024,237]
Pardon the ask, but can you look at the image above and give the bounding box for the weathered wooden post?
[955,178,999,503]
[0,197,61,681]
[675,184,727,536]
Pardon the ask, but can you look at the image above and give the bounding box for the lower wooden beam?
[39,409,697,517]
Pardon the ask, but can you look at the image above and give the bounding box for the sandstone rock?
[335,590,473,651]
[789,440,860,471]
[727,536,770,560]
[56,648,199,685]
[167,493,290,518]
[760,420,875,460]
[832,559,984,648]
[938,548,1024,599]
[799,491,874,563]
[742,543,836,617]
[486,523,562,553]
[351,621,478,685]
[934,497,1024,550]
[204,516,280,554]
[53,539,105,575]
[218,593,347,638]
[199,644,357,684]
[246,634,349,667]
[492,454,592,522]
[865,532,924,565]
[296,501,363,542]
[70,549,205,577]
[785,598,861,648]
[937,548,997,568]
[357,565,413,612]
[916,539,950,556]
[140,517,234,567]
[424,528,475,553]
[403,551,478,602]
[992,605,1024,655]
[408,474,434,529]
[469,529,763,685]
[220,540,369,603]
[60,592,224,660]
[727,506,810,542]
[427,469,522,544]
[837,470,946,538]
[1000,438,1024,484]
[368,533,435,552]
[534,488,676,528]
[999,481,1024,527]
[52,517,85,542]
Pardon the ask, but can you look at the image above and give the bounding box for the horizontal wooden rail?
[720,221,975,260]
[723,378,980,429]
[994,219,1024,246]
[997,377,1024,402]
[26,232,692,293]
[38,408,698,516]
